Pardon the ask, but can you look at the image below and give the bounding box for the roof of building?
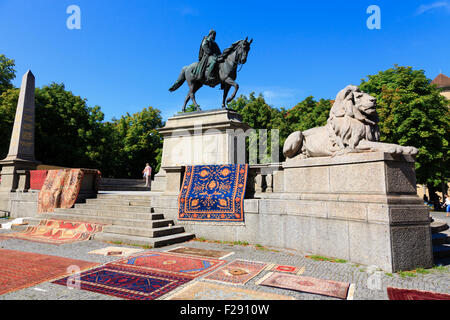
[431,73,450,88]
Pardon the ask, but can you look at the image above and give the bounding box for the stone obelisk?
[0,70,39,194]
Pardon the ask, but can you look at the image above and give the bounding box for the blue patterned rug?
[178,164,248,222]
[52,265,192,300]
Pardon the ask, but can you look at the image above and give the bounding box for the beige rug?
[88,246,144,257]
[165,281,295,300]
[166,246,234,259]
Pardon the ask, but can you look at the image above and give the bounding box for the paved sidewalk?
[0,229,449,300]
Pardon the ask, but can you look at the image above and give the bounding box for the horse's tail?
[169,67,187,92]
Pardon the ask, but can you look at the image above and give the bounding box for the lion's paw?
[402,146,419,156]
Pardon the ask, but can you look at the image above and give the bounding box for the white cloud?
[416,1,450,15]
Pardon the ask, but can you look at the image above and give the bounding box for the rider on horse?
[192,29,223,85]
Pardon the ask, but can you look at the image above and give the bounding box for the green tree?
[0,54,16,95]
[0,88,19,157]
[228,93,282,163]
[360,65,450,194]
[108,107,164,178]
[0,83,107,170]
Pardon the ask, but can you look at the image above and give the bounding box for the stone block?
[389,206,430,224]
[330,162,386,193]
[327,201,368,221]
[385,161,417,194]
[367,203,390,223]
[348,221,392,271]
[284,215,313,253]
[311,218,350,260]
[285,200,327,218]
[283,166,329,193]
[390,224,434,272]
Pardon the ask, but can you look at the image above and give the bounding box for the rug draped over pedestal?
[2,219,104,245]
[178,164,248,222]
[30,170,48,190]
[38,169,85,213]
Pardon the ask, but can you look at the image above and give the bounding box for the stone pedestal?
[277,152,433,272]
[153,109,251,192]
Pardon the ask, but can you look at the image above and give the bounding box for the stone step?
[53,209,162,221]
[73,203,153,213]
[92,232,195,248]
[99,186,151,192]
[85,198,151,207]
[36,213,174,228]
[432,233,450,246]
[431,220,449,234]
[103,225,184,238]
[96,194,152,201]
[433,244,450,259]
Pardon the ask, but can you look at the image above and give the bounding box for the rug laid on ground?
[109,251,226,279]
[53,264,191,300]
[38,169,85,213]
[0,248,98,296]
[166,281,295,300]
[166,247,234,259]
[178,164,248,222]
[88,246,144,257]
[265,264,306,275]
[2,219,104,245]
[387,287,450,300]
[204,259,267,285]
[257,272,350,299]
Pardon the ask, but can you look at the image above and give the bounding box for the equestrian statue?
[169,30,253,112]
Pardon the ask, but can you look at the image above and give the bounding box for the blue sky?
[0,0,449,121]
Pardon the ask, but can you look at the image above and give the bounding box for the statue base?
[153,108,250,193]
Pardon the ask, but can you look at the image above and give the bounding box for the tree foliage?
[0,54,15,95]
[360,65,450,188]
[106,107,164,178]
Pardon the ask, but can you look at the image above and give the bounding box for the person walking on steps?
[143,163,152,189]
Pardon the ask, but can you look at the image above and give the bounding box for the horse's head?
[238,37,253,64]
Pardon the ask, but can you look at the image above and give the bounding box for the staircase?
[99,178,150,192]
[16,194,195,248]
[431,218,450,260]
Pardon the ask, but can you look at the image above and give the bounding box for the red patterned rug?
[387,287,450,300]
[53,265,192,300]
[2,219,104,245]
[266,264,305,275]
[38,169,85,213]
[257,272,350,299]
[0,248,98,295]
[204,259,267,285]
[109,251,226,279]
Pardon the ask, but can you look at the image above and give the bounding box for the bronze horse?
[169,38,253,112]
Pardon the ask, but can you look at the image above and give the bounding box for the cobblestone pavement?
[0,229,449,300]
